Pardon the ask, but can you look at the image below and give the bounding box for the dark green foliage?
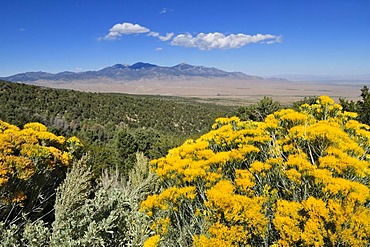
[133,128,161,157]
[236,96,282,121]
[114,128,138,174]
[109,127,179,175]
[340,86,370,124]
[340,85,370,125]
[0,80,232,137]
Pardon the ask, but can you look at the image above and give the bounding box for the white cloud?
[263,35,283,44]
[99,22,282,50]
[159,8,173,14]
[148,31,174,41]
[101,22,150,40]
[171,32,282,50]
[148,31,159,37]
[100,22,174,42]
[155,47,163,51]
[159,32,174,41]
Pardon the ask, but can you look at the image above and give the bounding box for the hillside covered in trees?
[0,80,235,174]
[0,80,234,136]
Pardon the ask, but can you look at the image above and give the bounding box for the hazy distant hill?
[1,62,264,82]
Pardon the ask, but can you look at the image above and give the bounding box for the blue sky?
[1,0,369,78]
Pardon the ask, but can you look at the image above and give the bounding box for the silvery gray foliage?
[22,220,51,247]
[0,220,51,247]
[51,153,156,246]
[0,222,19,246]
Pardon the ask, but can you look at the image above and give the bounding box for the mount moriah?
[1,62,266,82]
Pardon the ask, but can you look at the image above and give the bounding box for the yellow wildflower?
[143,235,160,247]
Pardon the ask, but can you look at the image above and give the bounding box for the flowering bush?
[0,120,83,225]
[141,96,370,246]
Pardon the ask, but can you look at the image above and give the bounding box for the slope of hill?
[0,80,233,136]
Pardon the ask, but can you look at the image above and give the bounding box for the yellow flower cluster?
[141,186,196,216]
[202,180,267,244]
[143,235,160,247]
[0,120,82,203]
[141,96,370,246]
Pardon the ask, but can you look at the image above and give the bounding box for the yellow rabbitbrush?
[0,120,83,224]
[141,96,370,247]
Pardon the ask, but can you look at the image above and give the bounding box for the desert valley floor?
[32,78,365,105]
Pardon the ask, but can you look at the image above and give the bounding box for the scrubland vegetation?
[1,80,370,246]
[0,80,233,176]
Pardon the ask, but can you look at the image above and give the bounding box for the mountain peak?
[173,63,193,69]
[111,64,128,69]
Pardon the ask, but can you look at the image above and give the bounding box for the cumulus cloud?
[101,22,150,40]
[100,22,174,42]
[100,22,282,50]
[149,32,174,41]
[148,31,159,37]
[159,32,174,41]
[171,32,282,50]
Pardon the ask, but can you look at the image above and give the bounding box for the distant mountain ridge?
[1,62,266,82]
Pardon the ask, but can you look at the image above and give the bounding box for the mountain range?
[1,62,269,83]
[0,62,363,103]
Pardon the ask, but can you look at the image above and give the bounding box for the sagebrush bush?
[51,152,157,246]
[141,96,370,246]
[0,219,51,246]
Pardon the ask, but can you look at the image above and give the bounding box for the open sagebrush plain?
[30,78,366,105]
